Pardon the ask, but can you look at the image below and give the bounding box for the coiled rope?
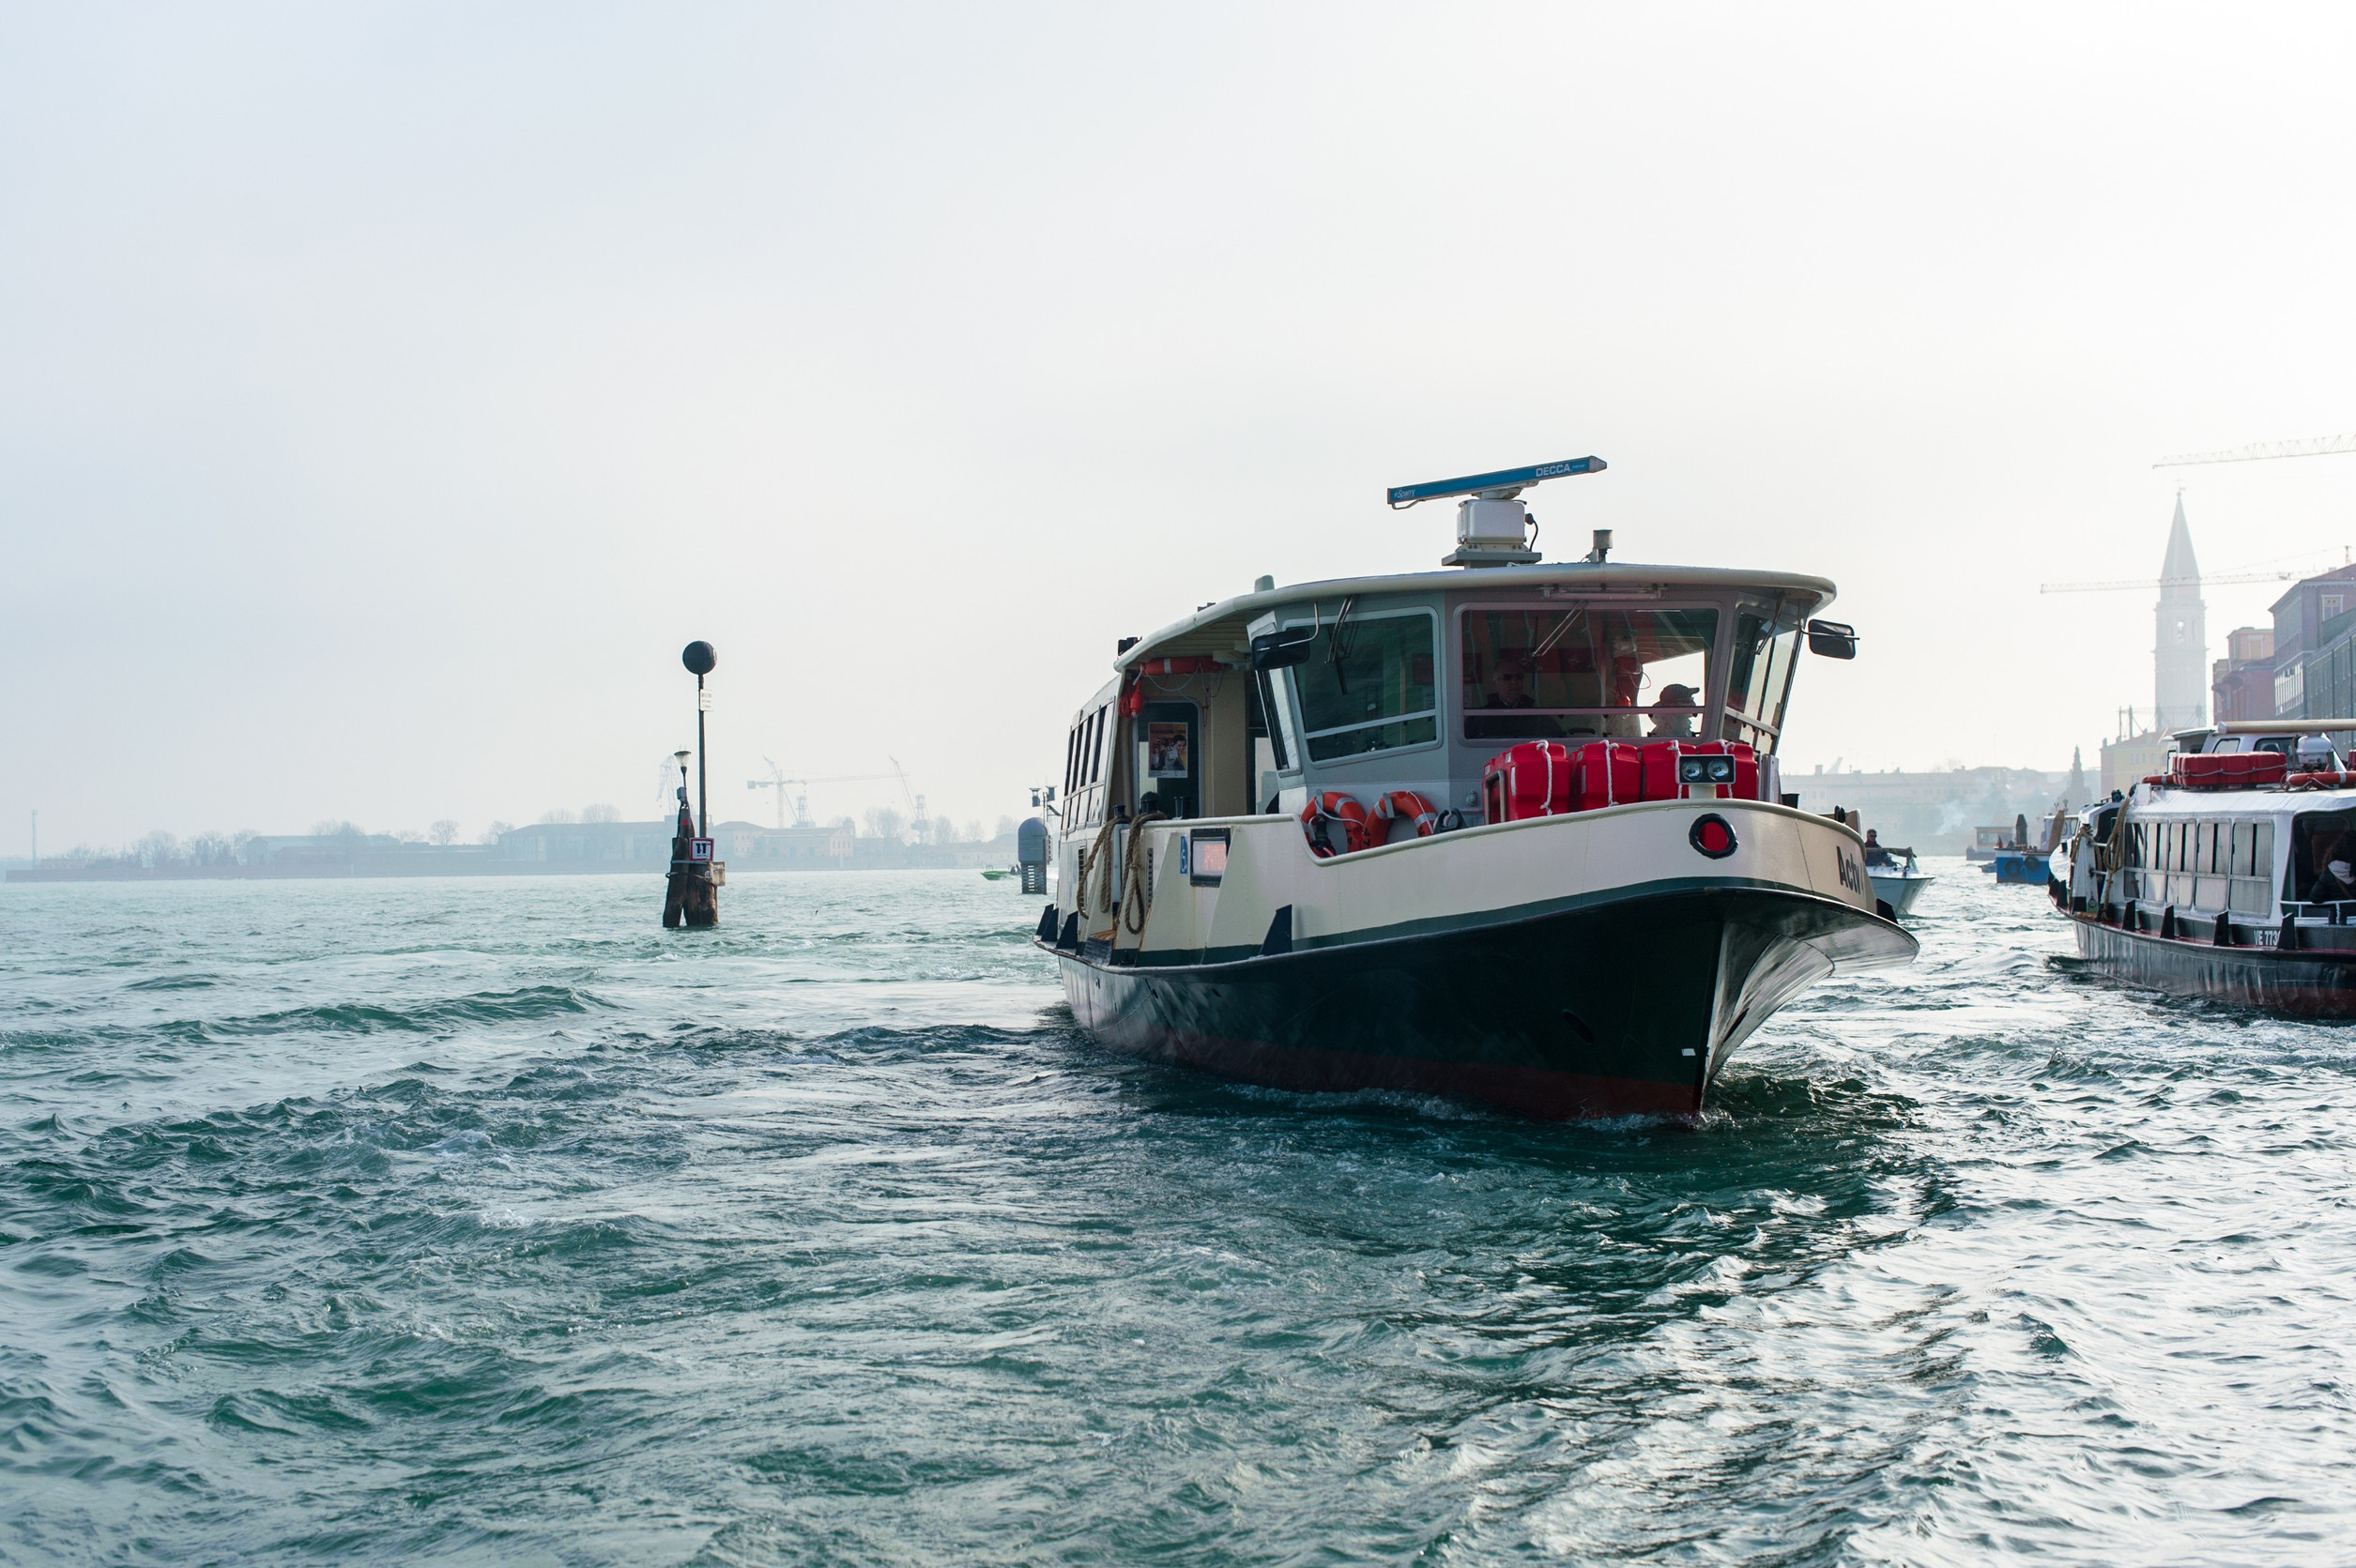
[1075,814,1123,924]
[1121,812,1168,936]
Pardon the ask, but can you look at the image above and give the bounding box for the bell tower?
[2154,494,2208,732]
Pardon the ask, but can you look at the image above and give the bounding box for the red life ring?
[1370,790,1440,845]
[1299,792,1369,858]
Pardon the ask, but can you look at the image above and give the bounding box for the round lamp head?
[681,641,717,676]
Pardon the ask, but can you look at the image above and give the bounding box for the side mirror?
[1249,625,1316,671]
[1806,619,1858,659]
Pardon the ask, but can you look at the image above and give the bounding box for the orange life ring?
[1370,790,1440,845]
[1299,792,1369,859]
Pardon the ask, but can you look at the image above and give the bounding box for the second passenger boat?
[1032,459,1917,1119]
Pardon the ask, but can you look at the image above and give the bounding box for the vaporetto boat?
[2056,721,2356,1012]
[1031,459,1917,1119]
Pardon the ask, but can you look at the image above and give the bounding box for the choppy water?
[3,864,2351,1564]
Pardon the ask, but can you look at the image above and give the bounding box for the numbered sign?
[690,838,714,861]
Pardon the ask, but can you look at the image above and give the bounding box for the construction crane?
[2155,432,2356,468]
[746,759,908,830]
[887,756,928,843]
[2040,556,2346,594]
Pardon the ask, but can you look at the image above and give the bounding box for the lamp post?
[664,644,721,929]
[683,641,716,836]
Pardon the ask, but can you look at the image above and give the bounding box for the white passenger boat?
[1030,459,1917,1119]
[2056,722,2356,1012]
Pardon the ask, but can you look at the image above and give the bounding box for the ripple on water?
[0,867,2351,1563]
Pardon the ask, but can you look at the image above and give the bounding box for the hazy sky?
[8,4,2356,851]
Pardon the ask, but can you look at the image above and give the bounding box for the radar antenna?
[1386,456,1608,569]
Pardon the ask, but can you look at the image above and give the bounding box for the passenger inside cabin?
[2307,827,2356,904]
[1466,661,1557,740]
[1649,684,1700,738]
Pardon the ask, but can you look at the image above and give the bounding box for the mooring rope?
[1121,812,1169,936]
[1076,813,1123,923]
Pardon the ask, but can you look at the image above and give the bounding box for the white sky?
[7,3,2356,850]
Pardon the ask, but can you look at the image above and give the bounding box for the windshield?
[1725,597,1804,748]
[1285,608,1439,761]
[1460,606,1717,741]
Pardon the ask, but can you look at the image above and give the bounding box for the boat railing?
[2282,900,2356,924]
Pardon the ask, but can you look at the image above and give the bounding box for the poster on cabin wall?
[1147,723,1190,777]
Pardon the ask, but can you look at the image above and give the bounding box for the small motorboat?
[1866,846,1934,918]
[980,867,1014,881]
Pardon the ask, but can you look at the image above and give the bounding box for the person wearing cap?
[1649,682,1701,738]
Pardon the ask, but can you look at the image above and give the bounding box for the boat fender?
[1370,790,1441,844]
[1876,899,1897,921]
[2213,911,2233,947]
[2280,914,2300,951]
[1035,906,1059,941]
[1259,905,1294,957]
[1299,793,1369,858]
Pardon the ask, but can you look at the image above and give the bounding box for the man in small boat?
[1863,828,1896,868]
[1467,660,1556,740]
[1648,683,1700,738]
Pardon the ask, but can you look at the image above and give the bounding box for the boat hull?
[2070,913,2356,1015]
[1047,882,1910,1119]
[1868,871,1932,918]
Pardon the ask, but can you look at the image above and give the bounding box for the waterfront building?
[2155,496,2208,732]
[1787,763,2071,853]
[2268,563,2356,722]
[2212,626,2276,723]
[2100,716,2173,798]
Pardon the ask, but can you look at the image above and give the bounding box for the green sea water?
[2,867,2350,1563]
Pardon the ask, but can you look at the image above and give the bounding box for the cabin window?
[1458,606,1718,742]
[1085,707,1107,786]
[1256,669,1298,772]
[1280,608,1439,762]
[2292,812,2356,905]
[1726,597,1804,749]
[1064,726,1081,796]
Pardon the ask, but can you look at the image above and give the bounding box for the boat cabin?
[2071,722,2356,936]
[1055,562,1842,840]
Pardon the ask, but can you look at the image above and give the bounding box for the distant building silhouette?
[2155,495,2207,732]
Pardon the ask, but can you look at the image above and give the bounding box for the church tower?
[2155,495,2208,732]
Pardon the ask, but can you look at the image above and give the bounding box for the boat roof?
[1113,560,1840,672]
[2129,784,2356,817]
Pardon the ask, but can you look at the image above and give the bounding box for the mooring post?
[665,642,722,929]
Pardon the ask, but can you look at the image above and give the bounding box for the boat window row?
[1262,597,1806,760]
[2121,816,2276,916]
[1062,702,1113,824]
